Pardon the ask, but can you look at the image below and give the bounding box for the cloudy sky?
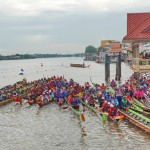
[0,0,150,55]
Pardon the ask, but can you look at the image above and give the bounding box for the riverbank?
[0,53,83,60]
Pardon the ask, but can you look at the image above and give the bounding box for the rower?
[107,103,118,117]
[100,83,106,91]
[101,100,108,112]
[122,96,131,110]
[71,96,79,110]
[115,88,123,109]
[111,95,118,107]
[89,95,95,107]
[110,79,117,87]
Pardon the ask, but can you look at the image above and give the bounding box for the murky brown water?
[0,58,150,150]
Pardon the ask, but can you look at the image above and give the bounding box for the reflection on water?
[0,58,150,150]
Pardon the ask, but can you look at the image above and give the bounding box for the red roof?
[123,13,150,41]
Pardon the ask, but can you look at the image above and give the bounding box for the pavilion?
[123,12,150,73]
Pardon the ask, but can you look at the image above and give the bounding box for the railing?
[132,58,150,72]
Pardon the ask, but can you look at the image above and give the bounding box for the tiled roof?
[123,13,150,41]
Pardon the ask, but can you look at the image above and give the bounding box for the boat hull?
[0,99,12,106]
[119,110,150,133]
[37,99,53,107]
[70,63,89,68]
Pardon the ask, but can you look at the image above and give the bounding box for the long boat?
[0,92,27,107]
[70,63,90,68]
[0,83,35,107]
[132,97,150,112]
[129,103,150,117]
[0,98,13,106]
[119,109,150,133]
[143,94,150,107]
[144,94,150,103]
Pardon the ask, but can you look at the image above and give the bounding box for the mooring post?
[115,62,118,81]
[117,53,121,81]
[105,54,110,83]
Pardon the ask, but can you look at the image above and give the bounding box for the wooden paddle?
[80,109,85,121]
[130,107,150,116]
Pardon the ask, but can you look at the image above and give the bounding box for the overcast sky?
[0,0,150,55]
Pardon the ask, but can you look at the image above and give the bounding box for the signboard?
[110,43,121,49]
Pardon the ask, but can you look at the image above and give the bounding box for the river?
[0,57,150,150]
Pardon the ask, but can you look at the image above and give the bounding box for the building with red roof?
[123,12,150,43]
[123,12,150,73]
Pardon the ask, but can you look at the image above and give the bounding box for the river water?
[0,57,150,150]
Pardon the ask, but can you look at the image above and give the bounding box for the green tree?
[85,45,97,54]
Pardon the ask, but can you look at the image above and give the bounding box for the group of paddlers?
[0,78,33,102]
[1,72,150,119]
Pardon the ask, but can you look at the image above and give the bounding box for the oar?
[82,100,108,123]
[81,113,85,121]
[89,76,95,88]
[130,107,150,116]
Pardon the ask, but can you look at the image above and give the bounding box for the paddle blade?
[85,99,88,104]
[102,114,106,124]
[81,113,85,122]
[118,115,124,123]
